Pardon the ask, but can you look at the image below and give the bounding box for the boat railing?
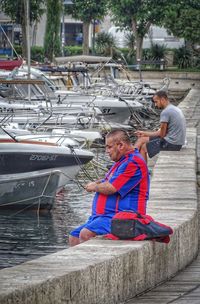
[57,91,98,111]
[0,108,53,130]
[0,113,15,125]
[12,131,77,146]
[0,77,61,107]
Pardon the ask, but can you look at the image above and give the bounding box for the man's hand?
[135,129,161,138]
[85,181,117,195]
[134,130,146,137]
[85,182,98,192]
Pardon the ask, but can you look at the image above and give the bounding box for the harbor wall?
[0,89,199,304]
[129,71,200,80]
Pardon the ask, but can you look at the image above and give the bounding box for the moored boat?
[0,58,23,71]
[0,137,94,210]
[0,169,61,210]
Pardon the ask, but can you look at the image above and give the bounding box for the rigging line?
[2,197,47,218]
[76,152,96,180]
[40,171,53,196]
[69,146,95,181]
[58,171,86,190]
[37,198,41,227]
[2,193,56,219]
[73,177,86,190]
[0,24,20,58]
[36,172,54,226]
[0,197,38,207]
[38,171,67,213]
[0,125,18,142]
[0,191,55,208]
[90,159,108,172]
[38,165,83,189]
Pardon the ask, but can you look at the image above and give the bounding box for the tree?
[108,0,172,60]
[95,32,116,56]
[44,0,62,62]
[0,0,45,59]
[65,0,108,55]
[163,2,200,47]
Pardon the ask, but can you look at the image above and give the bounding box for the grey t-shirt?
[160,104,186,145]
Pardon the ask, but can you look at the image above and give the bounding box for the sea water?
[0,142,156,270]
[0,148,109,269]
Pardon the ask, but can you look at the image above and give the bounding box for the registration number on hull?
[30,154,58,161]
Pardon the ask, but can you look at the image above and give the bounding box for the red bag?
[105,211,173,243]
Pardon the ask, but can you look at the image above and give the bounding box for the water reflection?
[0,147,123,269]
[51,182,93,244]
[0,181,94,269]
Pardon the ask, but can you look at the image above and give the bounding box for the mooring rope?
[69,145,96,182]
[0,171,57,218]
[0,147,108,217]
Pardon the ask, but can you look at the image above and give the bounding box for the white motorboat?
[6,67,140,124]
[0,136,94,210]
[2,124,103,148]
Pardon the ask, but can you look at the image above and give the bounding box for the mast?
[25,0,31,102]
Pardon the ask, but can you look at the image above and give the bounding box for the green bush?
[63,46,83,56]
[119,47,136,65]
[142,48,151,60]
[13,45,22,57]
[31,46,44,63]
[14,45,45,63]
[194,57,200,68]
[149,43,167,61]
[192,49,200,68]
[18,45,83,62]
[95,32,116,56]
[174,47,193,69]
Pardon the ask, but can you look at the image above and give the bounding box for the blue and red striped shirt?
[92,149,150,217]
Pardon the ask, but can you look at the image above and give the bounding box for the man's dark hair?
[153,90,168,99]
[106,129,131,144]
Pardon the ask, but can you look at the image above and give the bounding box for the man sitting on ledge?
[134,90,186,163]
[69,129,150,246]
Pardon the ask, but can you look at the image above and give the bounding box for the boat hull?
[0,140,94,209]
[0,170,61,210]
[0,59,23,71]
[0,141,94,175]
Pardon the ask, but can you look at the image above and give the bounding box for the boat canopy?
[54,55,112,64]
[39,66,88,73]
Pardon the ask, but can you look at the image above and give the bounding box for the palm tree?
[95,32,116,57]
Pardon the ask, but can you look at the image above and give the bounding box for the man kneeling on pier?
[69,129,150,246]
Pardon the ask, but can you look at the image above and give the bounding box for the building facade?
[0,10,184,57]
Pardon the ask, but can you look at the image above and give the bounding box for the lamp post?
[62,0,73,57]
[24,0,31,102]
[61,7,65,56]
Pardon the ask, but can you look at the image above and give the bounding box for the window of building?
[62,22,83,46]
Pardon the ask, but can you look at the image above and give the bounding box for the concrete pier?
[0,88,200,304]
[125,89,200,304]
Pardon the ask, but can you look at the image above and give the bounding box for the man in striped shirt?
[69,129,150,246]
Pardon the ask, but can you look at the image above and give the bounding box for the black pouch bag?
[111,211,173,240]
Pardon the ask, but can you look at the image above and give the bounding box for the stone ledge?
[129,71,200,80]
[0,99,199,303]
